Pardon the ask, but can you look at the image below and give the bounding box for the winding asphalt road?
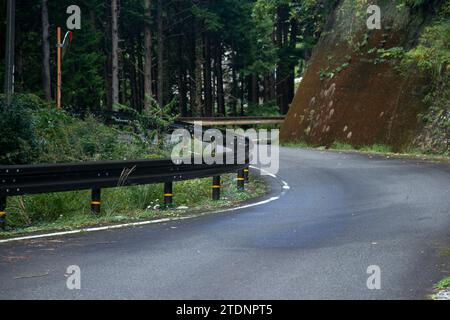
[0,147,449,299]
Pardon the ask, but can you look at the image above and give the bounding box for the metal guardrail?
[0,123,250,229]
[179,116,285,126]
[67,110,285,127]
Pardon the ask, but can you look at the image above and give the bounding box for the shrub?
[0,94,154,164]
[0,94,44,164]
[246,101,280,116]
[31,108,150,163]
[402,12,450,154]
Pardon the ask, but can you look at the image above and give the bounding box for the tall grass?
[4,174,266,233]
[359,144,393,153]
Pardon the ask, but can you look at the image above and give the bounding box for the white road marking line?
[0,167,290,244]
[250,165,290,193]
[0,218,173,243]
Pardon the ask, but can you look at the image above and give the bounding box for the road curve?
[0,147,449,299]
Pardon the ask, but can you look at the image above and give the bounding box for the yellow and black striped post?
[243,167,250,183]
[164,182,173,208]
[212,176,221,201]
[91,188,101,215]
[244,136,250,184]
[237,169,245,191]
[0,196,6,230]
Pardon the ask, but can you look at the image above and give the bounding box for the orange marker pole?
[57,27,61,108]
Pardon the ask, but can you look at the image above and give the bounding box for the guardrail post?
[244,137,250,183]
[244,167,250,183]
[0,196,6,230]
[164,182,173,208]
[212,176,221,200]
[91,188,101,215]
[237,169,245,191]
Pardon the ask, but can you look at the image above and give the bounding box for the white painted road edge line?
[0,167,289,244]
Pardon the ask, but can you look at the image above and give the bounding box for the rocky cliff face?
[280,0,439,151]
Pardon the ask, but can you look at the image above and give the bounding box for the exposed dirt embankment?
[280,1,433,151]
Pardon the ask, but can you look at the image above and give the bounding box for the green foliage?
[403,21,450,79]
[192,4,223,32]
[282,139,309,148]
[331,141,354,150]
[0,0,336,116]
[115,96,179,151]
[319,58,350,80]
[60,10,106,108]
[359,144,393,153]
[0,94,163,164]
[397,0,430,8]
[401,10,449,154]
[245,0,278,75]
[246,101,280,116]
[0,94,44,164]
[377,47,406,60]
[413,74,449,154]
[335,62,350,73]
[434,276,450,289]
[364,47,408,66]
[137,97,179,142]
[6,190,90,226]
[330,141,393,153]
[319,69,335,80]
[30,107,149,163]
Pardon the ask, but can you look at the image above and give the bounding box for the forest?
[0,0,337,116]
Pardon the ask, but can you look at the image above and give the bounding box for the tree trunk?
[129,55,138,110]
[178,35,188,116]
[106,52,113,110]
[144,0,153,108]
[215,40,225,116]
[137,46,144,110]
[287,18,298,109]
[239,75,245,116]
[157,0,164,107]
[41,0,51,100]
[120,57,126,105]
[264,73,276,103]
[111,0,120,107]
[104,3,113,110]
[276,12,284,113]
[269,72,276,101]
[230,64,238,116]
[276,5,289,114]
[15,12,23,92]
[263,74,270,103]
[252,74,258,105]
[178,71,187,116]
[193,23,203,116]
[203,33,213,117]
